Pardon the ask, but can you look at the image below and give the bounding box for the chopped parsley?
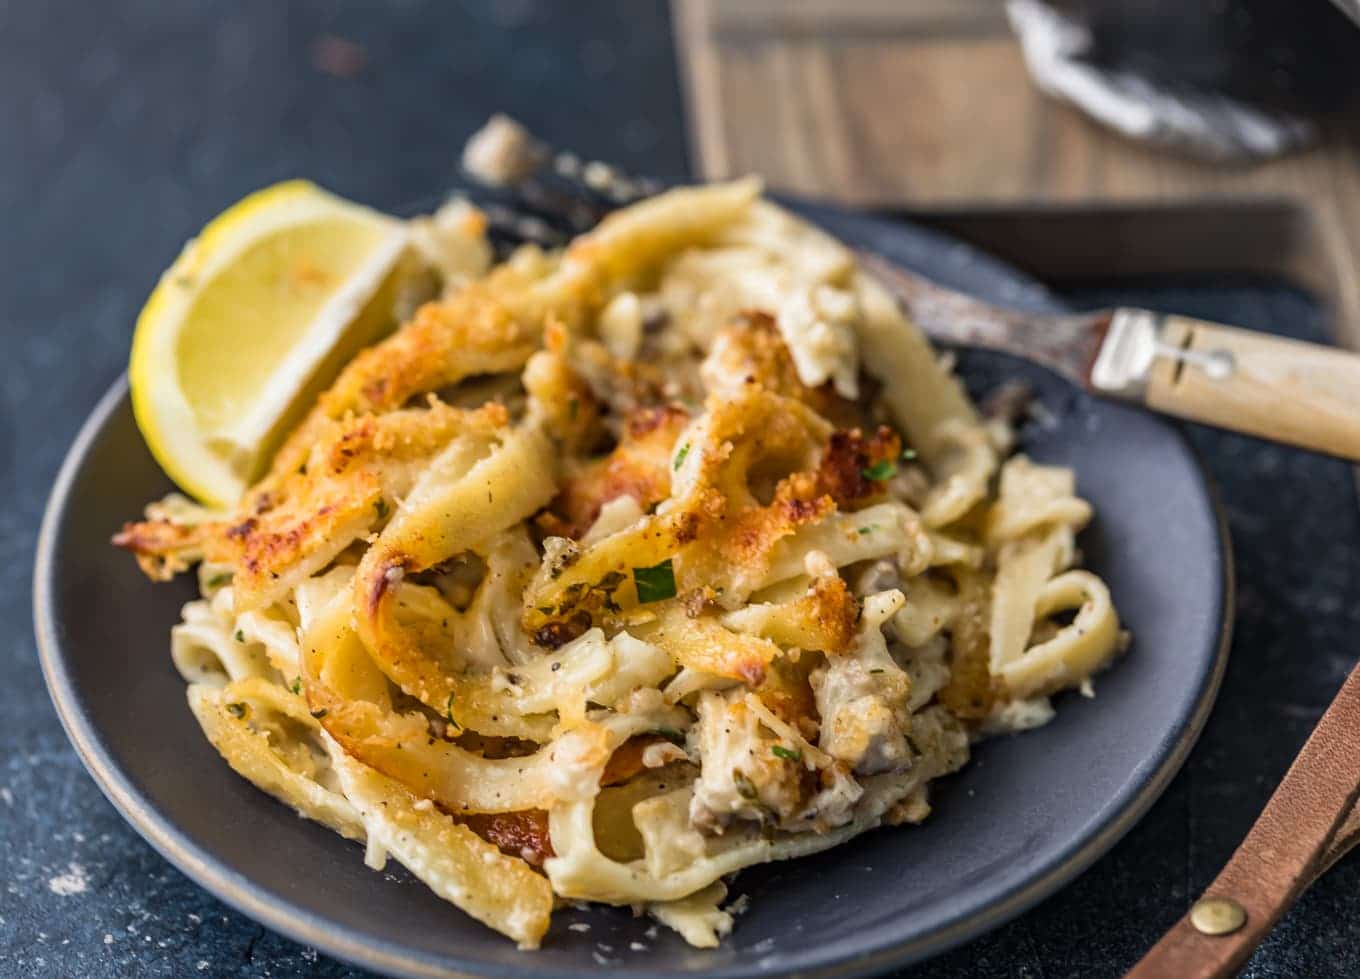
[226,702,247,719]
[858,525,876,536]
[654,727,686,745]
[205,572,233,589]
[673,442,690,471]
[900,447,918,461]
[568,397,579,421]
[290,676,302,695]
[310,708,328,720]
[374,498,389,520]
[771,745,802,763]
[234,629,245,643]
[862,459,897,481]
[633,559,676,604]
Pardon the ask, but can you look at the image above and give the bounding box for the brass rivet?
[1190,896,1247,936]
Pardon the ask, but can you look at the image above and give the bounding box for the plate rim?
[33,229,1235,978]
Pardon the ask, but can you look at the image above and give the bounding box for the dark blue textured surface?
[5,2,1359,976]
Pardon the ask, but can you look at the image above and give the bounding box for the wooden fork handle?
[1144,315,1360,461]
[1127,661,1360,978]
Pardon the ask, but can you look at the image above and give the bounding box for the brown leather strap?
[1320,798,1360,878]
[1127,662,1360,979]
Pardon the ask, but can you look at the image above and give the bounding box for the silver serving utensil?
[856,251,1360,461]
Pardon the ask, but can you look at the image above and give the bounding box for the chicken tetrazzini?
[115,180,1124,949]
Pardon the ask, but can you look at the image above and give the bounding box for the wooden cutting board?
[673,0,1360,349]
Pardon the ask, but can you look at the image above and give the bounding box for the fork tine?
[855,248,1105,389]
[460,115,657,250]
[480,202,568,256]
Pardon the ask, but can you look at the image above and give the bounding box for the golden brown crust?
[700,481,835,583]
[114,401,506,606]
[703,312,868,428]
[551,405,690,538]
[110,518,207,580]
[813,426,903,509]
[792,575,861,657]
[262,260,550,488]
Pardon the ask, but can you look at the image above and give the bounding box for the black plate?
[33,205,1231,978]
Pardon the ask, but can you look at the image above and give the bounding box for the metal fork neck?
[1091,308,1235,399]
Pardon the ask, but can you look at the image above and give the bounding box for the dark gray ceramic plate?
[34,204,1231,979]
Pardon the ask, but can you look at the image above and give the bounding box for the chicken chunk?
[688,690,805,833]
[810,592,914,775]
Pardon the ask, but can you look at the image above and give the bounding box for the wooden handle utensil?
[858,252,1360,461]
[1143,315,1360,460]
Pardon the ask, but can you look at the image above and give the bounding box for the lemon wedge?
[130,180,415,508]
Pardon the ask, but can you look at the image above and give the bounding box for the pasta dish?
[115,180,1124,949]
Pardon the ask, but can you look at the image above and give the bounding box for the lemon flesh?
[130,181,413,508]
